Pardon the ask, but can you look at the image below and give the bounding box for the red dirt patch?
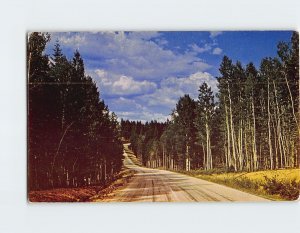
[29,186,102,202]
[28,168,135,202]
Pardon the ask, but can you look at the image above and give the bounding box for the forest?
[122,32,299,173]
[28,33,123,191]
[28,32,299,196]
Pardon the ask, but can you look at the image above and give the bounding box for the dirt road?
[101,144,268,202]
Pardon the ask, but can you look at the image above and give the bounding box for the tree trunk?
[267,78,274,169]
[251,93,258,170]
[228,85,237,171]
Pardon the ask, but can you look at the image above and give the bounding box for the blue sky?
[46,31,293,122]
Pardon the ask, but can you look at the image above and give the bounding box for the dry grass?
[183,168,300,201]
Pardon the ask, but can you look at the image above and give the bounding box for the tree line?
[28,33,123,191]
[121,119,167,166]
[122,32,299,172]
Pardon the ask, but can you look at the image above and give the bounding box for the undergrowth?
[181,168,300,201]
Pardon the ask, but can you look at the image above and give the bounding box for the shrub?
[234,176,260,190]
[263,175,300,200]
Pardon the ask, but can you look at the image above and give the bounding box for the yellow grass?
[187,168,300,201]
[202,168,300,183]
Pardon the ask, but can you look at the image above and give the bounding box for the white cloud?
[47,32,219,122]
[127,31,161,40]
[110,97,170,122]
[209,31,223,38]
[49,32,211,81]
[105,72,218,122]
[161,72,218,96]
[190,43,212,54]
[190,42,222,56]
[142,87,183,108]
[58,33,86,47]
[212,47,223,55]
[112,76,157,95]
[109,97,146,112]
[155,38,168,46]
[93,69,218,121]
[140,72,218,109]
[93,69,157,96]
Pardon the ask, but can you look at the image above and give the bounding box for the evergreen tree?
[195,82,215,170]
[28,33,124,190]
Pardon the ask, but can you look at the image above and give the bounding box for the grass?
[181,168,300,201]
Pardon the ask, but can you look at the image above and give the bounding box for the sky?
[45,31,293,122]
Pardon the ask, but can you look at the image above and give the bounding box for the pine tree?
[174,95,197,170]
[195,82,215,170]
[28,33,124,190]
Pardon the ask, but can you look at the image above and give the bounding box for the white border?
[0,1,299,233]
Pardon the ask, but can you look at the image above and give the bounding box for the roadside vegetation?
[180,168,300,200]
